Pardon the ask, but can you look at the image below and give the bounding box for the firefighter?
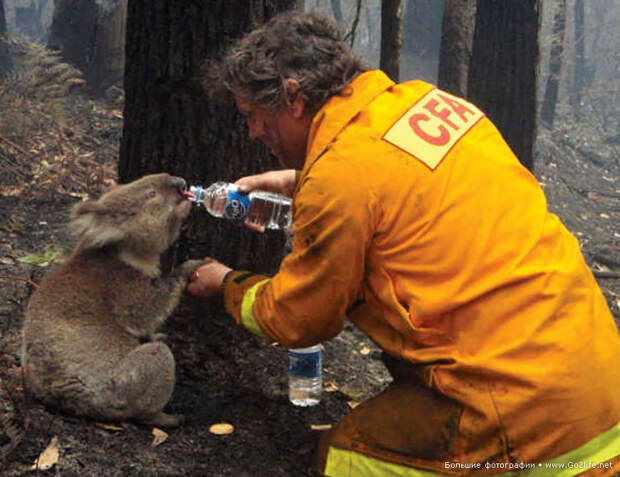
[188,10,620,476]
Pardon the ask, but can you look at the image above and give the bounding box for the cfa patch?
[383,88,485,170]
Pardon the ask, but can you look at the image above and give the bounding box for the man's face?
[234,91,308,170]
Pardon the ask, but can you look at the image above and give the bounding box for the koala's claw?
[177,259,206,280]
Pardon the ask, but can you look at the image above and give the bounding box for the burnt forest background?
[0,1,618,476]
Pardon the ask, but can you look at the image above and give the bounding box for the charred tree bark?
[571,0,585,107]
[330,0,343,27]
[88,0,126,95]
[0,0,5,33]
[467,0,539,172]
[365,3,374,52]
[48,0,125,95]
[0,0,11,79]
[437,0,476,97]
[380,0,402,82]
[48,0,98,76]
[119,1,296,280]
[540,0,566,128]
[14,0,45,41]
[402,0,445,83]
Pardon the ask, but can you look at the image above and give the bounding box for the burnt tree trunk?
[48,0,98,77]
[437,0,476,97]
[467,0,539,172]
[119,1,296,280]
[380,0,402,82]
[402,0,445,83]
[330,0,343,27]
[0,0,11,78]
[0,0,5,35]
[540,0,566,128]
[0,0,5,33]
[48,0,125,95]
[88,0,126,95]
[14,0,45,41]
[571,0,585,107]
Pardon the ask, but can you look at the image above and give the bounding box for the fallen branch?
[593,253,620,270]
[0,275,39,288]
[592,270,620,279]
[588,190,620,200]
[0,134,30,157]
[0,148,30,179]
[558,176,620,201]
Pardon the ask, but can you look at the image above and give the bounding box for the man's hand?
[186,258,232,298]
[235,169,298,198]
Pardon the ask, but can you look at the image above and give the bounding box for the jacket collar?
[302,70,395,176]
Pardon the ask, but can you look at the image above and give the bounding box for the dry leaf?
[310,424,332,431]
[0,186,23,196]
[324,381,339,393]
[31,436,59,470]
[94,422,126,431]
[151,428,169,447]
[347,400,360,409]
[209,422,234,435]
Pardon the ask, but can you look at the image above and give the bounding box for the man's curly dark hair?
[207,10,367,114]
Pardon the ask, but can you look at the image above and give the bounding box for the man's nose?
[248,117,264,141]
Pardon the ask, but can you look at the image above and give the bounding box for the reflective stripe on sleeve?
[324,420,620,477]
[240,279,270,339]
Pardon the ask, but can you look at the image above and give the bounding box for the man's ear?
[284,78,305,119]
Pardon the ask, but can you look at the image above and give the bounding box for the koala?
[22,173,203,427]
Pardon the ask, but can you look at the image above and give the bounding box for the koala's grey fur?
[22,173,203,427]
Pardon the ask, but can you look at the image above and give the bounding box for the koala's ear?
[70,200,125,251]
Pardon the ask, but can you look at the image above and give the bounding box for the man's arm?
[235,169,299,198]
[225,164,374,348]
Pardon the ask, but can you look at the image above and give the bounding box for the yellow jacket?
[223,70,620,467]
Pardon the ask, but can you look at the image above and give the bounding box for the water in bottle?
[245,189,292,230]
[188,182,292,231]
[288,345,322,407]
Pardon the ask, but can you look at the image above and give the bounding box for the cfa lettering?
[408,93,477,146]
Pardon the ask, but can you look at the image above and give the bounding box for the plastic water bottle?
[288,345,322,407]
[188,182,292,231]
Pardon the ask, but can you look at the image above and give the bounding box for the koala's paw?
[176,259,205,281]
[140,411,184,428]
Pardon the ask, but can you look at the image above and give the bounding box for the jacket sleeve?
[223,159,375,348]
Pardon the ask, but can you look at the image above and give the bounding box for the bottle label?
[289,350,322,378]
[224,189,251,222]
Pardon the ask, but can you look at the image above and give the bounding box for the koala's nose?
[168,176,187,192]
